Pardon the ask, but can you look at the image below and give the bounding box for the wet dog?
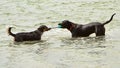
[8,25,51,42]
[58,13,116,38]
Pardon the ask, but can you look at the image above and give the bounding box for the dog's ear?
[38,27,42,31]
[38,26,44,32]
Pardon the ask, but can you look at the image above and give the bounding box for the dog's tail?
[8,27,15,37]
[103,13,116,25]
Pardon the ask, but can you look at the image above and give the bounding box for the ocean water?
[0,0,120,68]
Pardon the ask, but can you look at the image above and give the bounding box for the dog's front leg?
[72,32,78,38]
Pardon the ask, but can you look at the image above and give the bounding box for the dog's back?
[15,30,42,41]
[8,27,42,42]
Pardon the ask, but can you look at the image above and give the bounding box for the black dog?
[58,13,116,38]
[8,25,51,42]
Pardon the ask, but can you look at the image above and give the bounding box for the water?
[0,0,120,68]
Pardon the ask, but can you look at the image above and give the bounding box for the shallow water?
[0,0,120,68]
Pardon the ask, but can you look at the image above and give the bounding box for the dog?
[58,13,116,38]
[8,25,51,42]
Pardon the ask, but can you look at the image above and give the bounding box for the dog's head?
[38,25,51,32]
[58,20,72,29]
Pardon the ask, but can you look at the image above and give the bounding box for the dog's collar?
[69,23,76,31]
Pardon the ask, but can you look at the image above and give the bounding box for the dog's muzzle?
[44,28,51,31]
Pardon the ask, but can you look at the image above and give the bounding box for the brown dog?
[8,25,51,42]
[58,13,116,38]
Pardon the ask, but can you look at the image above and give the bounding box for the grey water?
[0,0,120,68]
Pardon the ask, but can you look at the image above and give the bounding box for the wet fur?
[8,25,51,42]
[58,13,116,38]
